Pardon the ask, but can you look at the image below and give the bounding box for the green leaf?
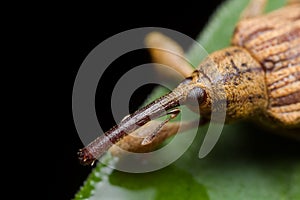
[75,0,300,199]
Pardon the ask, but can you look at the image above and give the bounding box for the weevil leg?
[145,32,194,78]
[240,0,267,19]
[109,119,200,156]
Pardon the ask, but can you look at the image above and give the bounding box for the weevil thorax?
[179,46,269,123]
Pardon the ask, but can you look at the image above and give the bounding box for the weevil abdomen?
[232,3,300,127]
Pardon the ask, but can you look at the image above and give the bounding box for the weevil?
[78,0,300,165]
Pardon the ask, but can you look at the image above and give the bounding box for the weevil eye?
[186,87,206,106]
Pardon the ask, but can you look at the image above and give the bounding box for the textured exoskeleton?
[78,0,300,165]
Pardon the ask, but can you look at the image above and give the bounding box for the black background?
[50,1,226,199]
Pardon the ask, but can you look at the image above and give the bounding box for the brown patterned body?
[78,2,300,165]
[227,4,300,127]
